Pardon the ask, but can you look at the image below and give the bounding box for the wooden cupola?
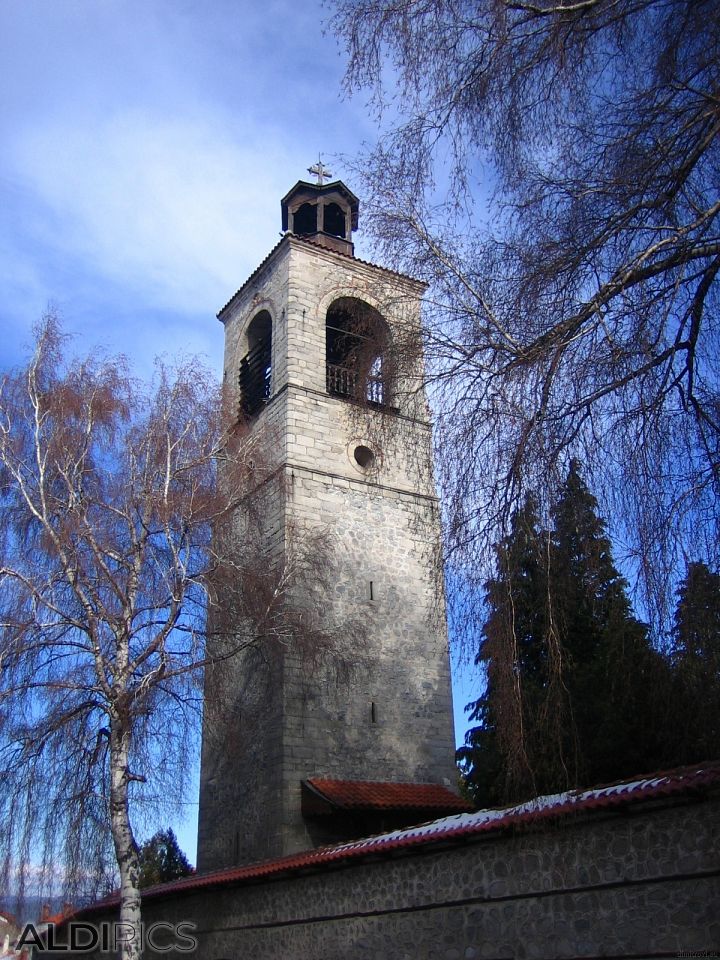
[281,165,359,256]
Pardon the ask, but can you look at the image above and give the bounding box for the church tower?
[197,168,463,872]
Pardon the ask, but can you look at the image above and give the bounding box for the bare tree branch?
[331,0,720,634]
[0,314,356,958]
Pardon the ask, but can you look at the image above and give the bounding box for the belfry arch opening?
[239,310,272,418]
[326,297,391,407]
[293,202,317,236]
[323,202,345,238]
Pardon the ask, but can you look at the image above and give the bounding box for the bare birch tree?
[330,0,720,634]
[0,316,347,959]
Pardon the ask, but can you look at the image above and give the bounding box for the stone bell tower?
[197,167,463,873]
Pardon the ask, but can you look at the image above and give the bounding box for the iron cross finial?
[307,156,332,185]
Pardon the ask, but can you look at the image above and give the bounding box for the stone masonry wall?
[198,237,458,870]
[196,466,289,870]
[279,458,457,855]
[93,790,719,960]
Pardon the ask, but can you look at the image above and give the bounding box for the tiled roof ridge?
[309,776,458,787]
[71,761,720,915]
[216,234,426,318]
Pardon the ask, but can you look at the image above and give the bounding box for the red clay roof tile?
[305,778,472,812]
[69,761,720,916]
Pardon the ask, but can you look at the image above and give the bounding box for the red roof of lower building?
[70,761,720,915]
[304,778,472,813]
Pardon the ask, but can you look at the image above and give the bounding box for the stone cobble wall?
[123,793,720,960]
[199,237,457,868]
[279,465,456,854]
[197,466,289,871]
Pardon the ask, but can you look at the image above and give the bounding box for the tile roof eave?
[216,235,428,321]
[67,761,720,920]
[305,777,472,812]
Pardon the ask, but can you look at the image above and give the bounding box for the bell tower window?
[239,310,272,418]
[293,202,317,236]
[326,297,390,407]
[323,202,345,238]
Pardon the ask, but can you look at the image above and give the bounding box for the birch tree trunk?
[109,718,142,960]
[0,315,361,933]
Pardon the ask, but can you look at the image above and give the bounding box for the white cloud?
[0,0,371,372]
[10,108,293,316]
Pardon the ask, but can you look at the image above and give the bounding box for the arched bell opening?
[325,297,391,407]
[239,310,272,418]
[293,202,318,236]
[323,202,346,239]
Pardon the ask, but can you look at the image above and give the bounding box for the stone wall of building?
[87,788,720,960]
[196,468,289,869]
[198,237,458,871]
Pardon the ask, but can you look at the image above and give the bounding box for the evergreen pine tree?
[671,562,720,763]
[460,462,674,807]
[458,497,562,806]
[550,460,670,786]
[137,828,192,889]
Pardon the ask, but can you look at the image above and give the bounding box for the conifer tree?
[460,462,672,806]
[550,461,669,787]
[674,562,720,664]
[671,562,720,763]
[458,498,564,805]
[137,829,192,889]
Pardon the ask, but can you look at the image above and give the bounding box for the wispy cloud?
[10,109,294,315]
[0,0,369,369]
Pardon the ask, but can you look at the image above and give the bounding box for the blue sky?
[0,0,381,371]
[1,0,476,865]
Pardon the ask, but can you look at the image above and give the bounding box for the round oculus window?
[353,445,375,469]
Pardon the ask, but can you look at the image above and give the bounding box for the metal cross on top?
[307,157,332,185]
